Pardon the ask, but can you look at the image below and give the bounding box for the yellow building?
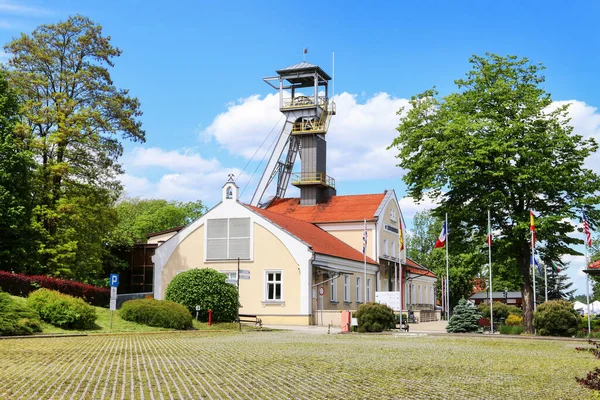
[152,178,438,326]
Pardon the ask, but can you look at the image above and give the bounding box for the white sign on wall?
[375,291,401,311]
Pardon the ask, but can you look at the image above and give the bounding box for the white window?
[411,284,416,304]
[418,285,422,304]
[429,286,433,305]
[344,275,350,302]
[390,208,397,222]
[330,278,338,302]
[356,277,362,303]
[366,278,371,302]
[207,218,250,260]
[384,239,388,256]
[220,271,238,286]
[265,271,282,301]
[391,241,396,258]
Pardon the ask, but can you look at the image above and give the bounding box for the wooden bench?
[237,314,262,327]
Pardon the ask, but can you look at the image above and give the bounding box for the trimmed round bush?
[165,269,238,322]
[447,298,482,333]
[120,299,192,329]
[505,313,523,326]
[0,291,42,336]
[355,302,395,333]
[27,288,97,330]
[533,300,580,337]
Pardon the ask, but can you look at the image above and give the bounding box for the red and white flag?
[583,210,593,247]
[435,222,447,248]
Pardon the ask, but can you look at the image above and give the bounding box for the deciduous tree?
[390,54,600,333]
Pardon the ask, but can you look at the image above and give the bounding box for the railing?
[291,101,336,134]
[282,95,329,109]
[291,172,335,188]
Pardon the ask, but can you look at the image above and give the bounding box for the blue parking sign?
[110,273,119,287]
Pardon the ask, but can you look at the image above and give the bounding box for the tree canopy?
[2,15,145,281]
[390,53,600,332]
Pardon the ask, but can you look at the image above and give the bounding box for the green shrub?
[533,300,580,337]
[499,324,524,335]
[0,291,42,336]
[120,299,192,329]
[505,314,523,326]
[355,302,395,333]
[579,316,600,332]
[165,269,238,322]
[27,288,97,329]
[447,298,482,333]
[478,302,523,320]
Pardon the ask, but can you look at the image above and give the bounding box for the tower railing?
[291,101,336,135]
[291,172,335,188]
[282,95,329,109]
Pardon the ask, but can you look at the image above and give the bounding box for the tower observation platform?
[250,62,337,207]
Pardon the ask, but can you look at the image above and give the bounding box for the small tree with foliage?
[478,301,523,320]
[165,269,238,323]
[355,302,395,333]
[446,298,482,333]
[533,300,580,337]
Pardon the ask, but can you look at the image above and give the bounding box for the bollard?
[208,309,213,326]
[327,323,330,334]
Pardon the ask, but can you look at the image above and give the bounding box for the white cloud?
[201,91,409,182]
[549,100,600,173]
[120,147,247,205]
[0,1,51,16]
[399,194,438,220]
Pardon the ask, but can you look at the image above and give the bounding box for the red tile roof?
[404,258,437,278]
[266,193,386,223]
[589,260,600,269]
[248,205,379,265]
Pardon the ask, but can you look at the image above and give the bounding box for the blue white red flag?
[435,222,447,248]
[583,210,593,247]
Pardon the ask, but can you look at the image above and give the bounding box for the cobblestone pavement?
[0,331,596,399]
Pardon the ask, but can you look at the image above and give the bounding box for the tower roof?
[276,62,332,81]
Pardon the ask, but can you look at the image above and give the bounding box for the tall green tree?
[390,54,600,332]
[534,263,576,301]
[107,198,207,249]
[0,71,36,272]
[4,16,145,280]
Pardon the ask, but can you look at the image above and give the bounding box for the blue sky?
[1,0,600,295]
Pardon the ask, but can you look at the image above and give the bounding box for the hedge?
[27,289,97,330]
[0,271,109,306]
[355,302,396,333]
[120,299,193,329]
[0,291,42,336]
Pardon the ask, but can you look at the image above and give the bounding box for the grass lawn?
[0,331,597,399]
[8,294,248,335]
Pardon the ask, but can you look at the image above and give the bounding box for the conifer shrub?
[446,298,482,333]
[165,269,238,322]
[27,288,97,329]
[533,300,580,337]
[355,302,395,333]
[0,291,41,335]
[120,299,192,329]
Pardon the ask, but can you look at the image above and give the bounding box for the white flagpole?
[531,230,536,311]
[584,217,591,337]
[488,210,493,333]
[364,218,367,303]
[544,262,548,303]
[445,213,450,320]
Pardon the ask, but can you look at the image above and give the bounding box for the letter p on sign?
[110,273,119,287]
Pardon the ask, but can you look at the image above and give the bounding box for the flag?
[362,219,367,254]
[530,211,536,248]
[583,210,593,247]
[530,256,543,276]
[551,261,561,273]
[485,224,492,246]
[399,222,405,252]
[435,222,447,248]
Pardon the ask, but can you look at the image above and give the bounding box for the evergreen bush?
[0,291,41,335]
[533,300,580,337]
[165,269,238,322]
[27,288,97,329]
[120,299,192,329]
[355,302,395,333]
[499,324,524,335]
[446,298,482,333]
